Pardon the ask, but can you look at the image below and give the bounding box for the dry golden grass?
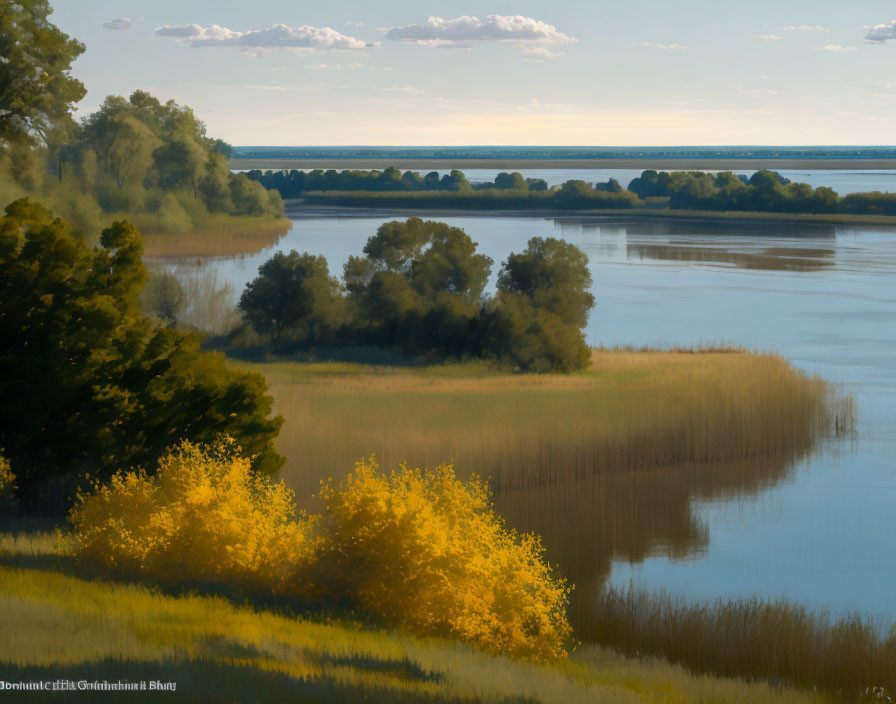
[236,350,852,504]
[0,528,826,703]
[141,215,290,258]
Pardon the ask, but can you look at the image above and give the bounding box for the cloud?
[865,20,896,43]
[784,25,829,32]
[756,34,781,41]
[384,15,576,48]
[823,44,855,53]
[102,18,131,31]
[632,42,687,50]
[518,45,565,61]
[154,23,372,53]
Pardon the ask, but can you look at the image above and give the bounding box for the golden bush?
[0,453,15,503]
[68,438,319,593]
[316,458,573,661]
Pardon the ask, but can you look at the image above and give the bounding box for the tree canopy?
[0,0,85,149]
[0,199,284,511]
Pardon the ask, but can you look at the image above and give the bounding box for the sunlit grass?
[234,349,854,504]
[0,530,823,703]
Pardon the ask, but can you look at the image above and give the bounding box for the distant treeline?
[249,167,896,216]
[234,218,595,373]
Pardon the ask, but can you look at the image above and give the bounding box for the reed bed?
[0,529,825,703]
[141,215,290,258]
[241,350,854,504]
[590,586,896,699]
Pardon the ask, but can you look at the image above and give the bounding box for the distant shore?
[234,158,896,171]
[285,202,896,227]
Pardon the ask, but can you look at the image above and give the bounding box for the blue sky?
[53,1,896,145]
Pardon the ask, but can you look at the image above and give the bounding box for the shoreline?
[233,157,896,171]
[285,203,896,227]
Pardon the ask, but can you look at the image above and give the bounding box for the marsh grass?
[239,350,853,504]
[141,215,290,258]
[0,529,824,703]
[590,586,896,698]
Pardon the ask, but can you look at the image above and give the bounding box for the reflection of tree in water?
[627,242,836,272]
[492,445,829,641]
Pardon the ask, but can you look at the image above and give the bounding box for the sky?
[51,0,896,146]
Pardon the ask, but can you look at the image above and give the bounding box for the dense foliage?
[259,164,896,218]
[239,251,345,345]
[248,167,549,197]
[0,1,85,150]
[69,440,573,661]
[319,457,573,660]
[237,218,596,372]
[70,438,315,593]
[0,5,283,240]
[0,200,283,511]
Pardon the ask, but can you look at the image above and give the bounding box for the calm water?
[156,212,896,621]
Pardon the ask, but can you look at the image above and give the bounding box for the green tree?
[345,218,492,355]
[0,1,86,149]
[0,199,283,512]
[484,237,595,372]
[498,237,595,329]
[239,250,345,345]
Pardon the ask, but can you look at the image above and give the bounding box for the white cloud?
[784,25,829,32]
[518,45,565,61]
[384,15,576,48]
[632,42,687,50]
[348,62,363,69]
[823,44,855,53]
[102,18,131,31]
[756,34,781,41]
[307,63,339,70]
[154,23,372,53]
[378,85,425,95]
[865,20,896,43]
[345,22,365,28]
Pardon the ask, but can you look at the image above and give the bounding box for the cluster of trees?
[628,169,896,216]
[0,199,284,513]
[237,218,595,373]
[247,167,550,198]
[256,161,896,217]
[0,2,283,241]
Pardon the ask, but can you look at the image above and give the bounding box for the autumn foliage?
[69,440,572,661]
[69,439,318,593]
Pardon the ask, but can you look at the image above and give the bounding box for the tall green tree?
[0,199,284,512]
[239,250,345,345]
[0,1,85,149]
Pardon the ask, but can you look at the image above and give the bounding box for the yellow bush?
[0,453,15,503]
[69,438,319,593]
[316,458,573,661]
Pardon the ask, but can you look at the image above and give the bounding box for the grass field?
[235,349,852,505]
[0,529,825,703]
[141,215,290,258]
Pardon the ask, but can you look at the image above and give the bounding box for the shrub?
[69,438,319,594]
[0,453,16,515]
[316,457,572,661]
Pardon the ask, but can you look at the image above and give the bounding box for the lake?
[153,209,896,623]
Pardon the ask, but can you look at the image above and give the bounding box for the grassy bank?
[234,349,852,503]
[141,214,291,258]
[0,529,823,703]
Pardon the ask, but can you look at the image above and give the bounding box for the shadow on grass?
[0,658,514,704]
